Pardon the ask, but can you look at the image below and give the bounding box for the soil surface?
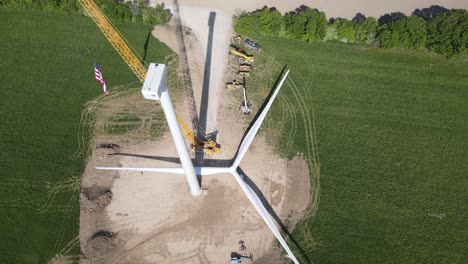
[79,90,311,263]
[80,2,311,263]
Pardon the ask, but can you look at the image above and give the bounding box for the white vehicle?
[240,78,251,114]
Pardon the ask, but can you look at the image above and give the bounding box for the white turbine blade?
[95,167,185,174]
[195,167,232,175]
[231,170,299,264]
[95,166,232,176]
[232,70,290,168]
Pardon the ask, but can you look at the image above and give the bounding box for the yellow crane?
[79,0,219,155]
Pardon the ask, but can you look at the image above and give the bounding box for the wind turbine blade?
[231,170,299,264]
[95,167,185,174]
[195,167,232,175]
[232,70,290,168]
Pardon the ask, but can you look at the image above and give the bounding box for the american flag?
[93,59,109,96]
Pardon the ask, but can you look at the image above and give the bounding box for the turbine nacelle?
[141,63,167,101]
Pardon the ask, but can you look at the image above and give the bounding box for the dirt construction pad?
[79,1,312,263]
[80,115,311,264]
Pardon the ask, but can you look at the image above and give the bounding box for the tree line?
[0,0,171,25]
[234,5,468,58]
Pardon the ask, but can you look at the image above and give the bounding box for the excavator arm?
[230,48,254,62]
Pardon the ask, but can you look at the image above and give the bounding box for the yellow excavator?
[79,0,219,155]
[230,48,254,62]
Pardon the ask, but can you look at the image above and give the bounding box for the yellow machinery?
[238,71,250,77]
[176,115,219,155]
[239,64,251,71]
[232,34,242,43]
[226,80,243,90]
[79,0,219,155]
[230,48,254,62]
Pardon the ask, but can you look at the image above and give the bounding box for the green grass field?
[0,8,171,263]
[244,37,467,263]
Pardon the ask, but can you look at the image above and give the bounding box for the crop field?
[244,37,467,263]
[0,8,170,263]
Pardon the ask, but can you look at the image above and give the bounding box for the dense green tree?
[427,10,468,57]
[0,0,170,25]
[233,6,283,36]
[352,12,366,23]
[324,24,338,41]
[256,7,283,36]
[315,11,328,40]
[284,6,327,42]
[234,12,258,34]
[378,25,400,48]
[355,16,378,43]
[378,12,406,25]
[378,16,427,49]
[232,5,466,58]
[412,5,450,21]
[333,19,356,43]
[284,10,307,39]
[141,3,171,25]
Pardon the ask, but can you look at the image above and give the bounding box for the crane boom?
[173,0,199,134]
[79,0,220,155]
[80,0,147,82]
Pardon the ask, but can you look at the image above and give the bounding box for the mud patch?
[80,186,112,213]
[81,228,128,263]
[96,143,121,150]
[89,230,117,251]
[269,181,285,206]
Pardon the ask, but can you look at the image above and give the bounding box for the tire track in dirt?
[286,75,321,216]
[0,177,80,214]
[257,52,320,261]
[51,179,81,260]
[279,94,298,155]
[104,220,192,264]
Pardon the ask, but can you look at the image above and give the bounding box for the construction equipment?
[239,64,251,71]
[226,79,243,90]
[176,115,219,155]
[243,39,261,52]
[240,78,251,114]
[238,71,250,77]
[230,48,254,62]
[232,34,242,43]
[230,240,253,263]
[173,0,199,134]
[79,0,220,155]
[238,57,252,65]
